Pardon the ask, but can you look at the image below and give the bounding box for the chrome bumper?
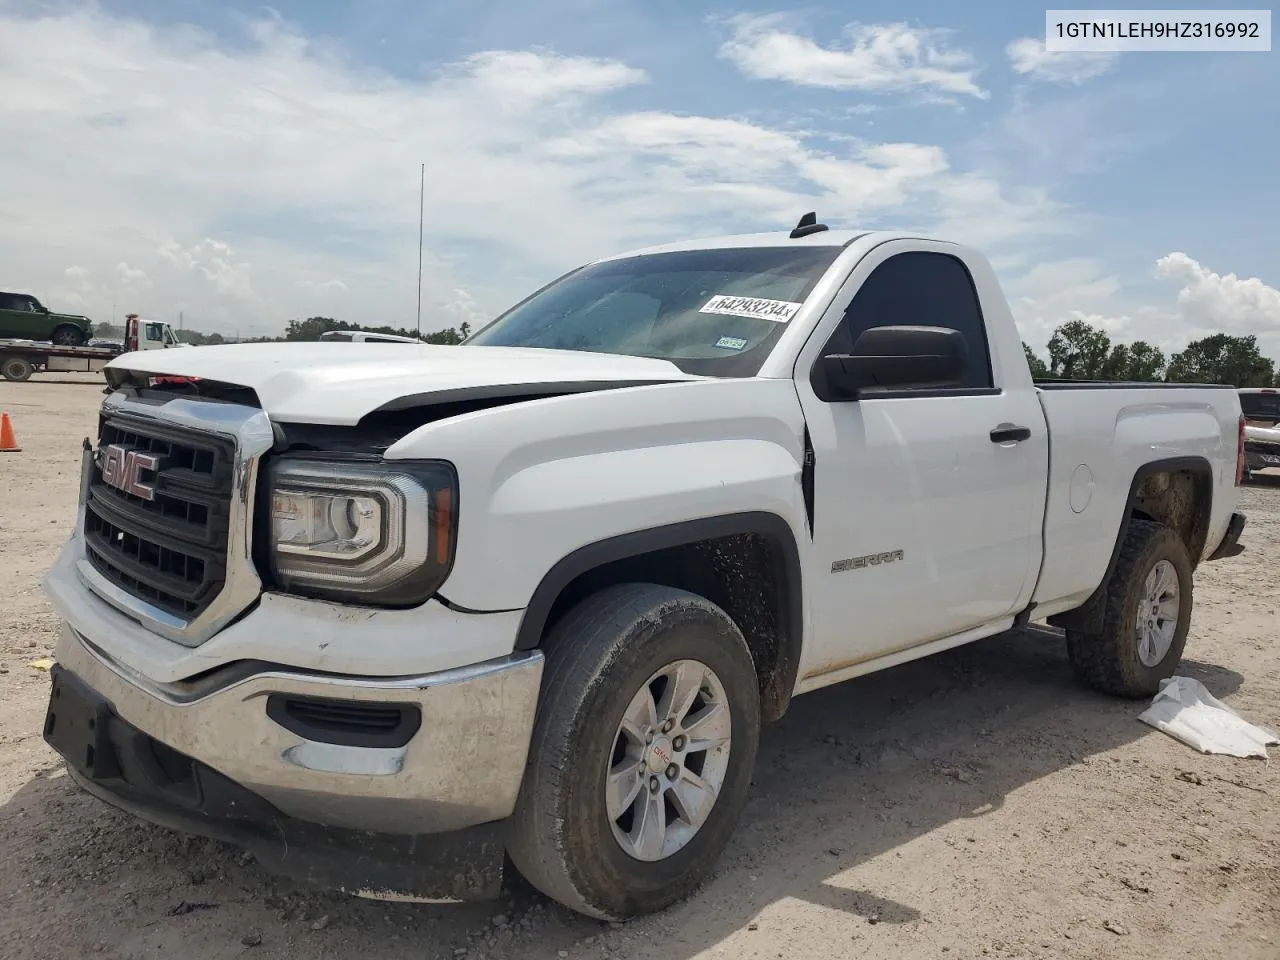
[53,624,543,834]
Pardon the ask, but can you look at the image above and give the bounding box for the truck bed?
[1030,381,1241,618]
[1035,379,1234,390]
[0,339,122,359]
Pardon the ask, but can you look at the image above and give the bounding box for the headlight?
[267,459,457,605]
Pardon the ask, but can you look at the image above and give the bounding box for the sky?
[1,0,1278,360]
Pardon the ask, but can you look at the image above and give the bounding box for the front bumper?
[46,664,509,901]
[49,623,543,837]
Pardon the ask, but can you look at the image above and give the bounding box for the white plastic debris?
[1139,676,1280,759]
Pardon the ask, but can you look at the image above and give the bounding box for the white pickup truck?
[42,219,1248,921]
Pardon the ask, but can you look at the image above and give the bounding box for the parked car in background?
[1241,387,1280,479]
[0,291,93,345]
[318,330,422,343]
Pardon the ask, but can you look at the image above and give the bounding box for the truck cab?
[124,314,185,351]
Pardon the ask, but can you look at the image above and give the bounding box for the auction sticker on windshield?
[699,295,803,323]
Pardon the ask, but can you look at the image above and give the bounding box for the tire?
[51,324,86,346]
[506,583,761,920]
[2,356,33,382]
[1066,519,1193,698]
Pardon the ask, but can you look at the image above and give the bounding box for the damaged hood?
[105,342,700,425]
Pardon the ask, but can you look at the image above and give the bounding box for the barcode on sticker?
[699,295,802,323]
[714,336,748,350]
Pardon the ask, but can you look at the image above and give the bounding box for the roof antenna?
[789,211,829,239]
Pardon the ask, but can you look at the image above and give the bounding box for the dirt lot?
[1,374,1277,960]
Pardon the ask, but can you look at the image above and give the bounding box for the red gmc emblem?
[100,444,159,501]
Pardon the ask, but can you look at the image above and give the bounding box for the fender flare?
[1048,455,1213,634]
[512,512,806,715]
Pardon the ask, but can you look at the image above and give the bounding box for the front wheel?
[505,583,760,920]
[1066,519,1193,698]
[2,356,34,382]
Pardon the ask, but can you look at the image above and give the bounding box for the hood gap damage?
[103,370,677,456]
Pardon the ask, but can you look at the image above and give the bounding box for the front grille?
[84,413,236,620]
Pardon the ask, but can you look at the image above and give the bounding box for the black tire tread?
[2,356,33,382]
[505,582,757,919]
[1066,518,1192,698]
[51,324,85,346]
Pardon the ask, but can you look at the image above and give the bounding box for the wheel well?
[1048,457,1213,635]
[522,521,803,723]
[1130,468,1213,564]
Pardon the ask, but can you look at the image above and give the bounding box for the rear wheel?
[2,356,34,382]
[51,324,86,346]
[506,583,760,920]
[1066,519,1192,698]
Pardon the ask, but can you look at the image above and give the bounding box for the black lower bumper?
[44,665,506,901]
[1206,511,1247,561]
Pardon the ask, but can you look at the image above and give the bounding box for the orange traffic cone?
[0,411,20,452]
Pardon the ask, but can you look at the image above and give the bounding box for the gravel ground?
[1,374,1277,960]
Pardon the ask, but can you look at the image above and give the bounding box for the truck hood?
[106,342,701,425]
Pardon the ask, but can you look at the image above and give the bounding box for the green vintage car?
[0,291,93,345]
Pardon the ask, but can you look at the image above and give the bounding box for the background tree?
[1047,319,1112,379]
[421,321,471,345]
[1101,341,1166,381]
[284,316,471,343]
[1166,334,1275,387]
[285,316,349,340]
[177,330,227,345]
[1022,342,1052,379]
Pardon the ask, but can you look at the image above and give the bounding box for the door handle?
[990,423,1031,443]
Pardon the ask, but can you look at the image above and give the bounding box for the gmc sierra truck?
[41,219,1248,921]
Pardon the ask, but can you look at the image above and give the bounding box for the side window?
[145,322,164,341]
[837,252,994,390]
[0,293,16,310]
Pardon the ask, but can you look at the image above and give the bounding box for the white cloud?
[719,15,987,100]
[296,278,349,293]
[1006,37,1117,85]
[158,239,253,298]
[1008,255,1280,360]
[1156,253,1280,352]
[115,262,152,288]
[0,7,1057,338]
[1006,258,1127,350]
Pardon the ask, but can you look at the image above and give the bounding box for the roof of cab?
[593,227,940,263]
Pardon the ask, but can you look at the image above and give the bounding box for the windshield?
[465,246,843,376]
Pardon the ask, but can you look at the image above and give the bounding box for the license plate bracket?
[43,665,121,780]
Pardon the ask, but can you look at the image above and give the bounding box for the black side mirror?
[821,325,968,398]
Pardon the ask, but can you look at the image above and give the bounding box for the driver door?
[793,241,1047,680]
